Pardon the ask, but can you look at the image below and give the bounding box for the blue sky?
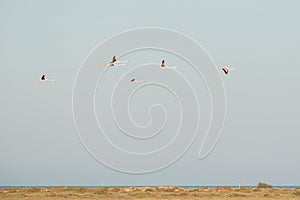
[0,0,300,186]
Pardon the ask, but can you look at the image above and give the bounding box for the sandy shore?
[1,186,300,199]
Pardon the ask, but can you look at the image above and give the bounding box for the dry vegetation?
[1,186,300,200]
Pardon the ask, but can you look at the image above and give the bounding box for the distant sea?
[0,186,299,189]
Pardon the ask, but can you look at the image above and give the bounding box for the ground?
[1,186,300,200]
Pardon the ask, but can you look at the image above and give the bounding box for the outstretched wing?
[222,68,229,74]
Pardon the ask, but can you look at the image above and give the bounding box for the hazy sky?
[1,0,300,186]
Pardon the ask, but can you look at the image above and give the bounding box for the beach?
[1,186,300,200]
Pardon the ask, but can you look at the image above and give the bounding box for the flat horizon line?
[1,185,299,188]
